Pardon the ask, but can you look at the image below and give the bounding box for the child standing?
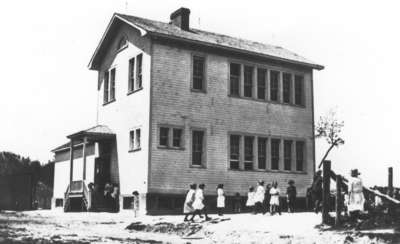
[183,183,196,221]
[216,184,225,216]
[246,187,255,213]
[269,182,280,215]
[286,180,297,213]
[131,191,139,217]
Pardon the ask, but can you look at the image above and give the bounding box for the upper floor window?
[103,68,116,104]
[257,68,267,100]
[173,128,183,148]
[192,130,205,166]
[282,73,292,104]
[270,70,280,102]
[117,36,128,50]
[230,63,240,96]
[136,54,143,90]
[192,55,205,91]
[128,58,135,93]
[129,128,141,151]
[243,66,253,98]
[295,75,304,106]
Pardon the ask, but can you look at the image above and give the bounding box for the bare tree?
[315,109,344,169]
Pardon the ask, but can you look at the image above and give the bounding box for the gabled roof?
[89,13,324,70]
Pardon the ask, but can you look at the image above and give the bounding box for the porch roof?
[67,125,116,140]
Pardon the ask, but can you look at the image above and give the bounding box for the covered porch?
[59,125,118,212]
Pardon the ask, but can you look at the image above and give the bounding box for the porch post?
[69,139,74,184]
[83,137,87,181]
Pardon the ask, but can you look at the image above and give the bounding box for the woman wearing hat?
[347,169,365,219]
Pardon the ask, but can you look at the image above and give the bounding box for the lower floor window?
[192,130,205,166]
[129,128,141,151]
[230,135,240,170]
[296,141,305,171]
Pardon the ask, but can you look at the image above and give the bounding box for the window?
[271,139,280,170]
[258,137,267,169]
[296,141,305,171]
[243,66,253,98]
[230,135,240,170]
[103,71,109,103]
[129,129,141,151]
[129,130,135,150]
[135,129,141,149]
[192,130,205,166]
[270,71,279,102]
[55,198,63,207]
[128,58,135,92]
[244,136,254,170]
[283,73,292,104]
[257,68,266,100]
[230,63,240,96]
[136,54,143,89]
[172,128,183,147]
[159,127,169,147]
[192,56,205,91]
[117,36,127,50]
[295,75,304,106]
[284,140,292,170]
[110,68,116,101]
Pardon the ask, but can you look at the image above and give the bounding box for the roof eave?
[148,32,324,70]
[88,14,148,71]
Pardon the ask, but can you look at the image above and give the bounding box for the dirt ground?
[0,209,398,243]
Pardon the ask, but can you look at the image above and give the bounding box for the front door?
[94,157,110,191]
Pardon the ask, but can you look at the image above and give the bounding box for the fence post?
[335,174,342,226]
[322,160,331,224]
[388,167,393,197]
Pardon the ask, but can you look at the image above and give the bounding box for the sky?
[0,0,399,186]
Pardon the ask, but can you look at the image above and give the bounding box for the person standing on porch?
[254,180,265,214]
[190,183,211,221]
[347,169,365,220]
[286,180,297,213]
[183,183,196,222]
[216,184,225,216]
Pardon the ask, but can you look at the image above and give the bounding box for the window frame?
[190,128,207,168]
[129,127,142,152]
[295,140,306,172]
[257,137,267,170]
[243,65,254,98]
[229,62,241,97]
[128,57,135,93]
[294,74,305,106]
[270,70,280,103]
[243,136,254,170]
[191,54,207,92]
[283,140,293,171]
[229,134,241,170]
[157,125,185,150]
[270,138,280,170]
[136,53,143,90]
[282,72,293,104]
[257,68,267,100]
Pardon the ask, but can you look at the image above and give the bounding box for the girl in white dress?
[269,181,280,215]
[246,186,255,213]
[190,183,211,221]
[183,183,196,221]
[216,184,225,216]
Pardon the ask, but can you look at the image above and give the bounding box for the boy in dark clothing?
[311,171,323,213]
[263,184,271,214]
[286,180,297,213]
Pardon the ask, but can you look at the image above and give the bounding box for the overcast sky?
[0,0,399,186]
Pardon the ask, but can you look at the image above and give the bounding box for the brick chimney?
[170,7,190,31]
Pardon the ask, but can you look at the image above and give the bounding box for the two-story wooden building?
[52,7,323,213]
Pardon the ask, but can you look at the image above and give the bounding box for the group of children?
[182,180,297,222]
[245,180,297,215]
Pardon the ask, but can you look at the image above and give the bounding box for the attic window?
[117,36,128,51]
